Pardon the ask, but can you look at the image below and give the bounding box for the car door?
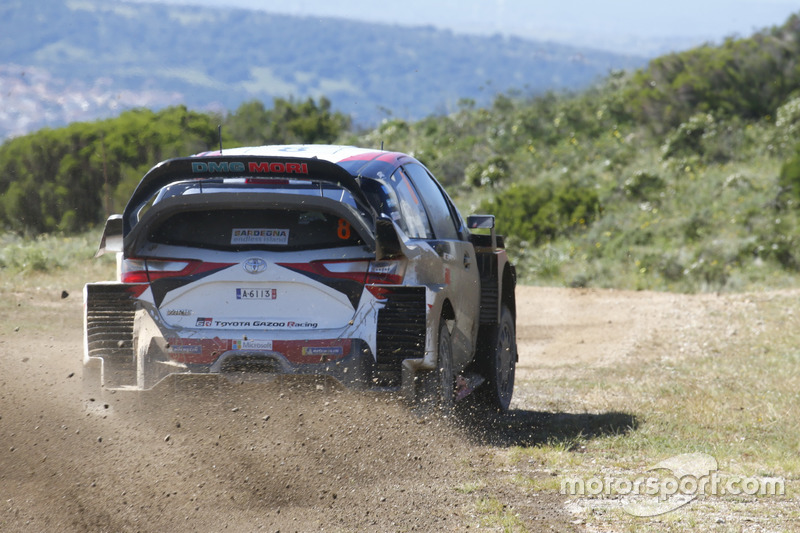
[402,163,480,368]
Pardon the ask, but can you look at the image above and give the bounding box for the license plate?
[236,288,277,300]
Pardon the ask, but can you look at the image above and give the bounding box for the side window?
[388,168,433,239]
[361,178,403,226]
[403,163,460,240]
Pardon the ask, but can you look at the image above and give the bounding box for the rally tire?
[417,317,455,412]
[475,304,516,412]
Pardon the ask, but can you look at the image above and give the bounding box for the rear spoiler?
[123,156,377,235]
[123,192,377,257]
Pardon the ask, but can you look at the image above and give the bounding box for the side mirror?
[95,214,124,257]
[466,214,495,230]
[375,216,403,260]
[467,214,497,250]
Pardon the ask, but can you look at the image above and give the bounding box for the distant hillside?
[7,12,800,293]
[624,13,800,133]
[0,0,645,139]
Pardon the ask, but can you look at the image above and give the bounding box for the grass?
[501,291,800,530]
[454,480,486,494]
[0,230,116,290]
[581,296,800,475]
[474,496,528,532]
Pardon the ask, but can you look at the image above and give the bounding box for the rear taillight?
[120,258,148,283]
[324,259,407,300]
[316,259,407,287]
[277,258,407,300]
[315,259,370,283]
[120,258,200,283]
[365,259,406,299]
[365,260,405,285]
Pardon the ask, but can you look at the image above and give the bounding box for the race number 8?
[337,218,351,240]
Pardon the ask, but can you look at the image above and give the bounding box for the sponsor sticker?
[286,321,318,329]
[166,308,192,316]
[247,161,308,174]
[236,288,277,300]
[169,345,203,355]
[301,346,344,357]
[193,319,319,329]
[189,161,309,174]
[232,228,289,245]
[191,161,246,173]
[232,339,274,351]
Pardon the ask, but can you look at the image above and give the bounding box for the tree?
[225,97,351,146]
[0,106,220,234]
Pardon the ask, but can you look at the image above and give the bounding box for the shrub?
[623,170,665,200]
[661,113,716,160]
[773,97,800,152]
[480,180,600,245]
[778,144,800,204]
[464,156,510,188]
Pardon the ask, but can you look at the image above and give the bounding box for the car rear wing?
[122,155,378,235]
[122,192,378,258]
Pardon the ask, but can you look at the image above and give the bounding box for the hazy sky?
[129,0,800,55]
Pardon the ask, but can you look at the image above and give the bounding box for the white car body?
[85,145,516,409]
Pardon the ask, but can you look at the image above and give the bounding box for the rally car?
[84,145,517,410]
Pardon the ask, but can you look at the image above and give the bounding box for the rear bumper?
[182,340,375,388]
[84,282,427,391]
[129,314,386,390]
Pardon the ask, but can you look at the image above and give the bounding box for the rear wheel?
[417,317,455,412]
[475,304,516,412]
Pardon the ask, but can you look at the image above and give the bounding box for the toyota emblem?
[243,258,267,274]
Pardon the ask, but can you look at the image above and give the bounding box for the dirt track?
[0,284,717,531]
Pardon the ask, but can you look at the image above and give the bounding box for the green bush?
[778,144,800,204]
[661,113,716,160]
[773,96,800,152]
[623,170,665,200]
[465,156,510,188]
[480,180,601,245]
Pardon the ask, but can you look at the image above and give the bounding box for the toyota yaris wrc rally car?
[85,145,517,410]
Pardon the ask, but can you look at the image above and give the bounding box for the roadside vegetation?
[3,15,800,295]
[0,231,115,292]
[485,290,800,531]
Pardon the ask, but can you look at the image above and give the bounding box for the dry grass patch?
[506,291,800,531]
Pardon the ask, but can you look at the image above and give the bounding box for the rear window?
[148,209,365,251]
[133,179,361,228]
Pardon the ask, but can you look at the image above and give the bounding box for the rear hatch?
[145,253,373,332]
[119,155,406,333]
[127,196,382,330]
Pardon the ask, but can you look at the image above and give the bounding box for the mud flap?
[375,286,426,386]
